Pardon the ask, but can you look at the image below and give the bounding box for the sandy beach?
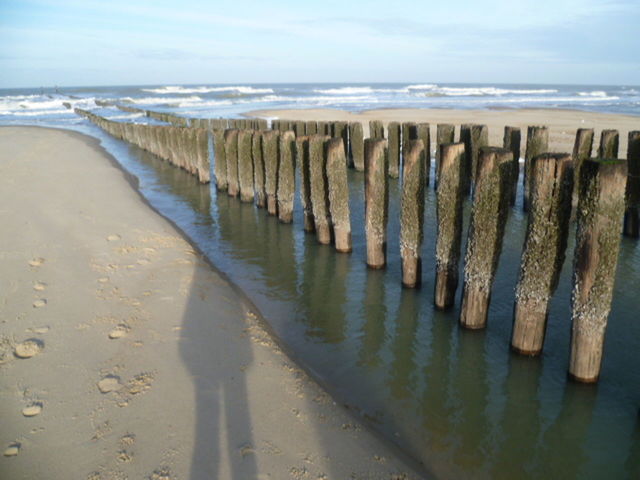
[0,126,425,480]
[247,107,639,157]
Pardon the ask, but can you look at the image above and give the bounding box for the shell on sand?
[22,403,42,417]
[14,339,44,359]
[4,444,20,457]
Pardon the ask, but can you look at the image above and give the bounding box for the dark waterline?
[28,123,640,478]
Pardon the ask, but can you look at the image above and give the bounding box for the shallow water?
[72,124,640,479]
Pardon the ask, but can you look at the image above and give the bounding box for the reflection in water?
[111,135,640,480]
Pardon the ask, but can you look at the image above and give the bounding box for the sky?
[0,0,638,88]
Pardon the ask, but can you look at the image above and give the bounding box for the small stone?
[4,443,20,457]
[33,282,47,291]
[29,258,45,267]
[97,375,122,393]
[98,277,109,283]
[14,339,44,359]
[33,299,47,308]
[22,403,42,417]
[108,328,127,339]
[107,234,121,242]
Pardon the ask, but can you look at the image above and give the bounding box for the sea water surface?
[1,83,640,479]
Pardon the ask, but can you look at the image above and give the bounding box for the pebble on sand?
[22,403,42,417]
[106,234,121,242]
[4,443,20,457]
[33,282,47,291]
[98,375,122,393]
[28,258,45,267]
[33,299,47,308]
[108,327,128,339]
[14,339,44,359]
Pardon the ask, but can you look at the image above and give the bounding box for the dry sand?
[0,127,425,480]
[247,107,639,158]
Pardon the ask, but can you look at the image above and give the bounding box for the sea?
[2,83,640,479]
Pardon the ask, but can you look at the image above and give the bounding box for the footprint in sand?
[33,299,47,308]
[108,325,129,340]
[97,375,122,393]
[29,258,45,267]
[14,339,44,359]
[106,234,121,242]
[3,443,20,457]
[22,402,43,417]
[33,282,47,291]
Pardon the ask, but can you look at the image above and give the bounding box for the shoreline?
[0,126,427,479]
[245,107,639,156]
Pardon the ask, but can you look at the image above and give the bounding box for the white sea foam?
[141,86,274,95]
[577,91,608,97]
[413,86,559,97]
[122,95,202,105]
[313,87,376,95]
[105,113,145,120]
[0,95,96,115]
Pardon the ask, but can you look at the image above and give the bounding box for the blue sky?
[0,0,638,88]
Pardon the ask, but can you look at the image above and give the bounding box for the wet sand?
[247,107,639,157]
[0,126,426,480]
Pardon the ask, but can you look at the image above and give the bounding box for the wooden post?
[434,142,465,309]
[335,121,349,163]
[503,126,521,205]
[262,130,280,215]
[295,136,314,232]
[571,128,594,210]
[309,135,332,244]
[460,147,512,329]
[400,140,426,287]
[598,129,619,158]
[349,122,365,171]
[523,126,549,211]
[277,131,296,223]
[569,158,627,383]
[458,124,473,194]
[224,129,240,197]
[512,153,574,355]
[436,124,455,188]
[387,122,401,179]
[401,122,418,162]
[326,138,352,253]
[417,123,431,186]
[252,131,266,208]
[365,139,389,268]
[624,131,640,237]
[237,130,255,202]
[369,120,384,139]
[294,120,305,137]
[317,121,329,136]
[306,121,318,136]
[470,124,489,187]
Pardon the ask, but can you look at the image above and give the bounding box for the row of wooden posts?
[76,106,639,383]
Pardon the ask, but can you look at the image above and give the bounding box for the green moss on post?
[277,131,296,223]
[213,129,227,191]
[523,126,549,211]
[296,136,314,232]
[349,122,365,171]
[365,138,389,268]
[435,124,455,188]
[571,128,594,210]
[434,142,466,309]
[387,122,401,179]
[417,123,431,186]
[512,153,574,355]
[598,129,619,158]
[503,126,521,205]
[569,158,627,383]
[460,147,512,329]
[224,129,240,197]
[400,140,426,287]
[309,135,332,244]
[624,131,640,237]
[252,131,266,208]
[262,130,280,215]
[369,120,384,139]
[326,138,352,253]
[237,130,255,202]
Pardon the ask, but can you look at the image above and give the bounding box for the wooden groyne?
[523,126,549,211]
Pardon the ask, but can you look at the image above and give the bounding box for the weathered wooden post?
[571,128,594,210]
[349,122,365,171]
[196,128,210,183]
[400,140,426,287]
[503,126,521,205]
[401,122,418,161]
[306,121,318,136]
[624,131,640,237]
[262,130,280,215]
[326,138,352,253]
[369,120,384,139]
[334,121,349,163]
[294,120,305,137]
[598,129,619,158]
[511,153,574,355]
[523,126,549,210]
[224,129,240,197]
[309,135,332,244]
[388,122,401,179]
[295,136,314,232]
[277,131,296,223]
[435,124,455,188]
[460,147,512,329]
[417,123,431,185]
[364,139,389,268]
[237,130,255,202]
[434,142,466,309]
[464,124,489,188]
[569,158,627,383]
[252,131,266,208]
[317,121,329,136]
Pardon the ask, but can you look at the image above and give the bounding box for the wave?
[577,91,608,97]
[313,87,376,95]
[1,109,71,116]
[141,86,274,95]
[105,113,145,120]
[413,86,559,97]
[0,95,96,114]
